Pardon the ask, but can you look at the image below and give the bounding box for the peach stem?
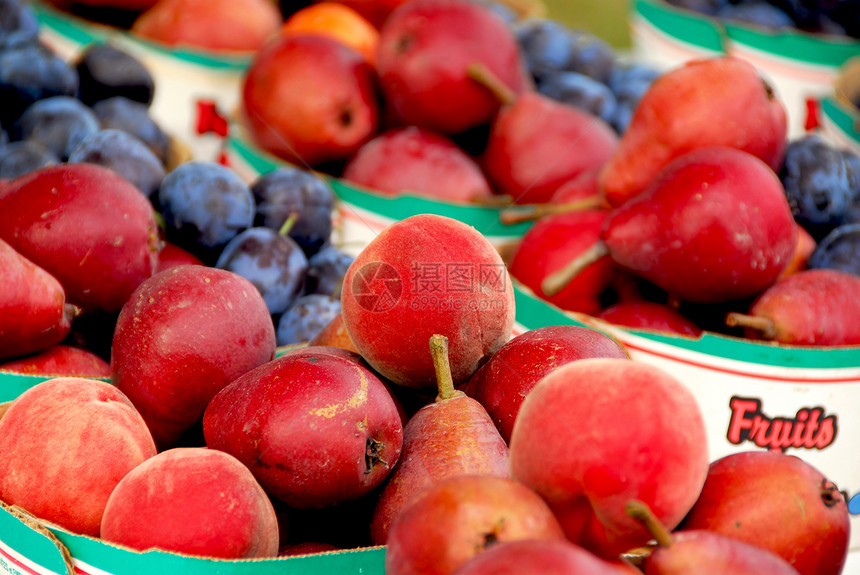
[625,500,674,548]
[430,334,464,402]
[541,240,610,297]
[499,195,604,225]
[467,62,517,107]
[725,312,777,339]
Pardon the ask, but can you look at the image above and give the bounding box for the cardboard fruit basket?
[629,0,860,138]
[30,0,249,164]
[2,279,859,573]
[222,128,536,258]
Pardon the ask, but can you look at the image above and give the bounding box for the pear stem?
[541,240,610,297]
[725,312,777,339]
[279,213,298,236]
[625,500,674,549]
[499,195,604,225]
[430,334,464,402]
[467,62,517,107]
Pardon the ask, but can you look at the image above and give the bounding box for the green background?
[544,0,633,48]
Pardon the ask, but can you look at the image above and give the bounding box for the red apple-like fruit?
[111,265,276,449]
[376,0,530,135]
[0,345,111,378]
[342,126,494,203]
[0,163,160,313]
[241,34,379,167]
[385,475,568,575]
[203,346,403,508]
[678,451,850,575]
[509,358,709,559]
[464,325,629,442]
[0,377,157,537]
[101,447,279,558]
[154,241,204,274]
[340,213,516,388]
[131,0,282,53]
[0,238,78,360]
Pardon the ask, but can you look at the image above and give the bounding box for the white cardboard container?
[31,0,249,163]
[629,0,860,139]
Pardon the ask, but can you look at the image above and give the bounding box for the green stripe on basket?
[225,134,534,239]
[31,0,110,45]
[633,0,727,53]
[821,97,860,140]
[117,34,252,71]
[724,23,860,68]
[513,284,860,369]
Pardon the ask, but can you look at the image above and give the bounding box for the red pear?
[342,126,494,203]
[626,500,801,575]
[725,268,860,345]
[597,302,702,337]
[464,325,629,442]
[112,265,276,449]
[678,451,850,575]
[451,538,650,575]
[545,146,796,304]
[0,345,111,378]
[0,163,160,313]
[384,474,567,575]
[472,64,617,205]
[203,345,404,509]
[600,56,787,207]
[509,209,617,314]
[376,0,530,135]
[369,335,509,545]
[0,238,78,360]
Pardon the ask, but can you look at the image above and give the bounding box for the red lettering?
[726,396,838,453]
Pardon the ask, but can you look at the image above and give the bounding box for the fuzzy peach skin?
[0,378,157,537]
[100,447,279,559]
[340,214,515,388]
[509,358,709,559]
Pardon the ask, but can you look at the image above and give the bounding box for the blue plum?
[276,294,342,346]
[14,96,100,161]
[68,129,166,198]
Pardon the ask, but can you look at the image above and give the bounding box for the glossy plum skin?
[215,227,309,316]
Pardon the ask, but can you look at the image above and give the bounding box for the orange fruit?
[281,2,379,65]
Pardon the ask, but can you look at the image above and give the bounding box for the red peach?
[509,358,709,559]
[0,377,157,536]
[100,447,279,558]
[340,214,515,388]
